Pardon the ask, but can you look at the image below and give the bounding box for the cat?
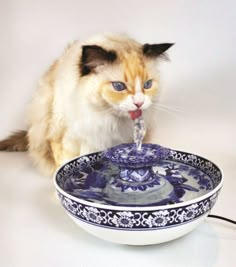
[0,34,173,175]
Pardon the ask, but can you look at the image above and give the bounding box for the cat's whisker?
[153,102,183,110]
[152,105,182,119]
[153,103,198,118]
[152,103,186,114]
[157,102,186,110]
[159,105,186,113]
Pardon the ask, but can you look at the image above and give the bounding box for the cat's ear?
[142,43,174,58]
[80,45,117,76]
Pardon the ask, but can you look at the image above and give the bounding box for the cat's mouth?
[128,109,142,120]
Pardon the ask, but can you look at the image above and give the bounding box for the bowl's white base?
[68,213,208,245]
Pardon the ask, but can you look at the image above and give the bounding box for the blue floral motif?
[111,211,136,228]
[63,198,79,215]
[159,163,199,200]
[188,168,213,190]
[82,207,103,224]
[63,170,86,193]
[58,190,221,230]
[188,168,201,177]
[102,143,170,168]
[83,171,107,189]
[196,174,212,190]
[145,210,170,227]
[111,176,160,192]
[178,204,199,222]
[120,168,153,182]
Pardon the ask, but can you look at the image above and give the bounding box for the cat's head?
[79,35,173,118]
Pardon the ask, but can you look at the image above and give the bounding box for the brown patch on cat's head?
[142,43,174,59]
[80,45,117,76]
[120,50,148,93]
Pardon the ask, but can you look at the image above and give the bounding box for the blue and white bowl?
[54,144,223,245]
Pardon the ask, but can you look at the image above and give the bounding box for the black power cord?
[208,214,236,225]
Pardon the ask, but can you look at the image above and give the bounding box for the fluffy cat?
[0,34,173,175]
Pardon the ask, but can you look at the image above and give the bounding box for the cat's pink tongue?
[129,109,142,120]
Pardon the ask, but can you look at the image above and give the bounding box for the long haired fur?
[0,131,28,151]
[0,34,173,175]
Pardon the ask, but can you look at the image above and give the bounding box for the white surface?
[0,0,235,266]
[69,213,209,245]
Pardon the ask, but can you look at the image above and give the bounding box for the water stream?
[133,116,146,151]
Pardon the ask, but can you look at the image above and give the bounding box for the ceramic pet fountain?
[54,114,223,245]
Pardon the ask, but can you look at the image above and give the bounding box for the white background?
[0,1,235,266]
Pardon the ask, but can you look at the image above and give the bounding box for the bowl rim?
[53,149,224,211]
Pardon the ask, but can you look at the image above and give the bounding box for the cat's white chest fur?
[69,108,133,153]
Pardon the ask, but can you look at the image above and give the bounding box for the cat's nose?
[134,102,144,108]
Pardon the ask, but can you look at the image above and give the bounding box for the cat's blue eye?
[111,82,127,91]
[144,79,153,89]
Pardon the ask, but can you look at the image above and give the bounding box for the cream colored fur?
[27,34,162,175]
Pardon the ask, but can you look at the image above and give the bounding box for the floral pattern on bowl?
[58,191,219,230]
[54,146,223,245]
[55,148,220,206]
[102,143,170,168]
